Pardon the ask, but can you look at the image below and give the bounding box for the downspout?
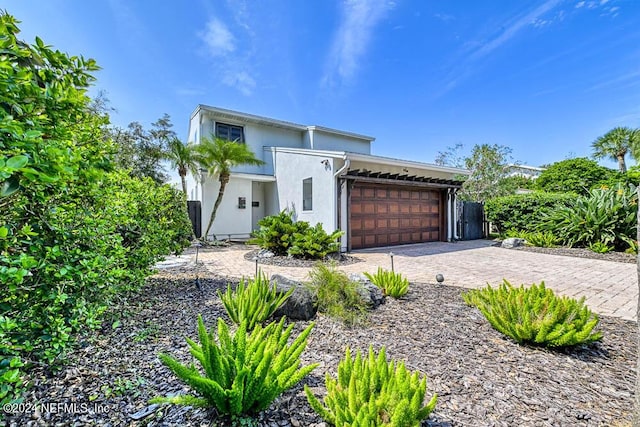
[447,189,453,242]
[334,157,351,252]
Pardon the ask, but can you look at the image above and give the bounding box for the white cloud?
[322,0,395,86]
[200,18,235,56]
[575,1,586,7]
[198,15,258,96]
[434,13,455,23]
[223,71,256,96]
[469,0,562,61]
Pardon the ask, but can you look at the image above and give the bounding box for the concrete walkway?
[170,241,638,321]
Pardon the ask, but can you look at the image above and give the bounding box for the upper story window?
[215,122,244,143]
[303,178,312,211]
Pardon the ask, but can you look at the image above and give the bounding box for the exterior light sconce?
[238,197,246,209]
[320,159,331,171]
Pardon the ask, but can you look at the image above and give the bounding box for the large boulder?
[348,273,385,309]
[501,237,526,249]
[270,274,317,321]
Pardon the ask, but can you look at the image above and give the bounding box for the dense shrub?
[485,192,575,233]
[249,210,301,255]
[250,210,343,259]
[364,267,410,298]
[535,158,614,195]
[0,13,191,404]
[153,316,317,416]
[218,272,293,330]
[504,230,559,248]
[307,263,369,326]
[305,346,437,426]
[289,222,344,259]
[538,183,637,250]
[462,280,602,347]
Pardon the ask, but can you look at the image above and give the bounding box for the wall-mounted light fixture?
[238,197,246,209]
[320,159,331,171]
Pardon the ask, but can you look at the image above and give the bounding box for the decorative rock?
[348,273,385,309]
[258,249,275,258]
[270,274,318,320]
[501,238,525,249]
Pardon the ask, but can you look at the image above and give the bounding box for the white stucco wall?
[199,115,304,175]
[273,151,337,231]
[312,131,371,154]
[185,112,202,201]
[200,176,253,239]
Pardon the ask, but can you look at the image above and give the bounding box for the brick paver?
[171,241,637,321]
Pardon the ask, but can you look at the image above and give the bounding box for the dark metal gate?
[187,201,201,238]
[457,201,485,240]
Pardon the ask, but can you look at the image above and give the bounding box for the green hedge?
[485,192,576,234]
[0,12,191,405]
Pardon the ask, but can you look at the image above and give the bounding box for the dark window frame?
[215,122,245,143]
[302,177,313,211]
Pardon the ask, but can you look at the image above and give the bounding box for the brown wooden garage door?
[350,183,442,249]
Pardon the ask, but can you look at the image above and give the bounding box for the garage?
[349,182,443,249]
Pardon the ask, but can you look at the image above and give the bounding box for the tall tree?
[435,142,465,168]
[461,144,513,202]
[108,114,177,184]
[592,126,640,173]
[165,137,199,197]
[196,136,264,239]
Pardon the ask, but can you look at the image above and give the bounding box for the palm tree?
[165,137,199,197]
[591,127,640,173]
[196,136,264,239]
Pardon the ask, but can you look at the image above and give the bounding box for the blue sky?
[5,0,640,171]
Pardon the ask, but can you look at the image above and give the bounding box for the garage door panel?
[350,183,442,249]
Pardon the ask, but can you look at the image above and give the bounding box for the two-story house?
[186,105,467,251]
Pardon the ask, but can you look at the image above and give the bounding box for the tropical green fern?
[152,316,318,416]
[305,346,437,427]
[364,267,410,298]
[462,280,602,347]
[218,271,294,330]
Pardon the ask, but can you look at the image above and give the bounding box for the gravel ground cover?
[8,261,635,426]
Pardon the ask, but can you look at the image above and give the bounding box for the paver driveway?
[170,240,637,321]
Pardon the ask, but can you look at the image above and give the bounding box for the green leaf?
[6,155,28,170]
[0,176,20,198]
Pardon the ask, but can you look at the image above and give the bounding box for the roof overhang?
[340,169,464,189]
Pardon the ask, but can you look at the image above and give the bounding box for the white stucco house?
[186,105,468,251]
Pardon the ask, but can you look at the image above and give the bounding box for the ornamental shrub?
[462,280,602,347]
[535,158,614,195]
[289,223,344,259]
[364,267,410,298]
[305,346,437,427]
[307,263,369,326]
[538,183,637,250]
[0,13,191,405]
[249,210,301,255]
[485,192,575,234]
[152,316,317,416]
[250,210,343,259]
[218,271,294,330]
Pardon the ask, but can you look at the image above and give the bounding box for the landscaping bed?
[244,248,363,268]
[504,244,636,264]
[9,265,634,426]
